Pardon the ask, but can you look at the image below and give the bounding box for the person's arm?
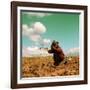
[48,49,53,53]
[52,46,61,53]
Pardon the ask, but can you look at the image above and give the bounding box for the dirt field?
[21,56,79,78]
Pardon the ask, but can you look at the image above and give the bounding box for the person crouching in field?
[48,40,65,66]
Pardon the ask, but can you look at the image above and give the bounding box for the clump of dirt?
[21,56,79,78]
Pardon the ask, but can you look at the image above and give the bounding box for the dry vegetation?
[21,56,79,78]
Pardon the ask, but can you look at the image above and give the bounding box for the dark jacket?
[48,46,65,62]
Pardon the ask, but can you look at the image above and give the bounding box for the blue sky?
[21,11,79,52]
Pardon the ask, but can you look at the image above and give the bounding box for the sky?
[21,11,79,52]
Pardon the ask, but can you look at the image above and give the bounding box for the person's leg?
[54,61,59,66]
[60,57,67,64]
[53,54,61,66]
[54,57,61,66]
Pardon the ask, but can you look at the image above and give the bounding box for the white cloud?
[22,47,30,57]
[33,22,46,34]
[30,34,41,42]
[22,22,51,47]
[22,24,29,36]
[27,46,39,51]
[23,12,51,18]
[22,24,28,30]
[22,22,46,42]
[22,47,52,57]
[66,47,79,56]
[68,47,79,53]
[43,39,51,45]
[22,24,34,36]
[22,22,46,36]
[38,38,51,47]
